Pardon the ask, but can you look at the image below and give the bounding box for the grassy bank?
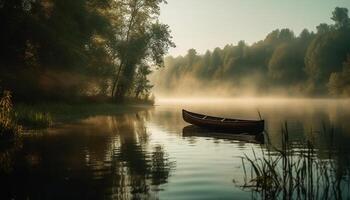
[1,86,155,131]
[14,102,153,128]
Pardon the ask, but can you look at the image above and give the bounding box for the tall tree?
[305,7,350,94]
[331,7,350,29]
[110,0,174,100]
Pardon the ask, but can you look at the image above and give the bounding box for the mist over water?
[156,97,350,148]
[1,98,350,199]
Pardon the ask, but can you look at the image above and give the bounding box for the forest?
[153,7,350,97]
[0,0,174,102]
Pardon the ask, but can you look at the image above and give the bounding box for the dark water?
[1,99,350,199]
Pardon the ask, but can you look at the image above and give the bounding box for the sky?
[159,0,350,57]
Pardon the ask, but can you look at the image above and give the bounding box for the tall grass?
[0,91,23,173]
[14,108,52,129]
[0,91,20,140]
[14,102,151,123]
[240,123,350,200]
[11,97,153,128]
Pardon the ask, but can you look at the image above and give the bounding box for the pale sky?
[159,0,350,57]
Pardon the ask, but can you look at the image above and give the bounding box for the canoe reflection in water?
[183,125,265,144]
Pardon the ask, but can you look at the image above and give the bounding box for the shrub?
[0,91,21,140]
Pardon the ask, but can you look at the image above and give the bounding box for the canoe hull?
[182,110,264,134]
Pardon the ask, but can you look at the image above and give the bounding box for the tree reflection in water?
[0,110,174,199]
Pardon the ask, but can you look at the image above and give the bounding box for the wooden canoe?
[182,109,264,134]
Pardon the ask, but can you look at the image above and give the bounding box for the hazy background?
[153,1,350,98]
[160,0,350,56]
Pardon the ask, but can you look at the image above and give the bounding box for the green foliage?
[155,27,310,95]
[332,7,350,29]
[305,28,350,93]
[154,7,350,97]
[111,0,175,100]
[328,55,350,96]
[268,43,304,84]
[134,64,153,99]
[0,0,118,100]
[0,0,173,102]
[316,23,332,34]
[0,90,52,132]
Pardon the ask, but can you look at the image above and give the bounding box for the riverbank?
[1,89,155,140]
[14,102,154,129]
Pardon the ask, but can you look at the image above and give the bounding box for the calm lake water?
[1,98,350,199]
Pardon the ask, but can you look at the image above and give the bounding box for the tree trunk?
[111,60,124,98]
[111,2,139,99]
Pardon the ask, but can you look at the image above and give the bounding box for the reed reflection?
[0,110,174,199]
[239,124,350,200]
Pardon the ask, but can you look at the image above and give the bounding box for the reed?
[14,109,52,129]
[0,91,21,140]
[240,123,350,200]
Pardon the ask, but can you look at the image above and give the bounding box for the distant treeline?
[153,7,350,97]
[0,0,174,102]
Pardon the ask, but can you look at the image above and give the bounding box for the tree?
[298,29,313,42]
[186,49,198,67]
[264,29,280,45]
[199,50,212,78]
[210,47,222,74]
[151,7,350,97]
[134,64,153,98]
[110,0,175,100]
[316,23,331,34]
[328,55,350,96]
[305,7,350,94]
[268,43,306,84]
[0,0,174,101]
[279,28,294,42]
[0,0,117,100]
[331,7,350,29]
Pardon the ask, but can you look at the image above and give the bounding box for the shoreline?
[14,102,155,130]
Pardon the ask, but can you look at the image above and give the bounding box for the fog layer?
[152,7,350,98]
